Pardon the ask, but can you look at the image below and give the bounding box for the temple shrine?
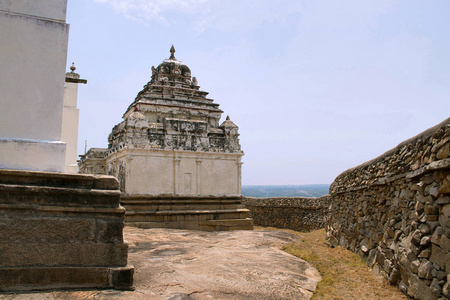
[80,46,253,231]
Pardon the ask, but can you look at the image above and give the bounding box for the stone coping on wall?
[243,196,331,232]
[331,117,450,194]
[243,196,331,209]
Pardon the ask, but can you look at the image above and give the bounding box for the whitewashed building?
[80,47,252,230]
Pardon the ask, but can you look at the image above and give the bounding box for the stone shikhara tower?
[80,46,252,230]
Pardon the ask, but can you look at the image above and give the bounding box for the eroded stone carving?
[79,46,244,198]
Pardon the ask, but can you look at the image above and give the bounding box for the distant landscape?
[242,184,330,198]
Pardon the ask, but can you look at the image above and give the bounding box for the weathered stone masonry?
[243,196,331,231]
[79,47,252,231]
[0,169,133,291]
[327,117,450,300]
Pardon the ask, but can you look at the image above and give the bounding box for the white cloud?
[94,0,304,32]
[94,0,208,24]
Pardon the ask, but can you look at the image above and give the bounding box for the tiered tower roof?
[123,46,222,120]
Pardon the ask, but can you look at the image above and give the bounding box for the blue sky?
[66,0,450,185]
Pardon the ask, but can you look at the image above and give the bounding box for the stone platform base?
[0,169,134,292]
[0,266,134,292]
[121,195,253,231]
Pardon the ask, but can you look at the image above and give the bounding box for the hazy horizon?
[242,184,330,197]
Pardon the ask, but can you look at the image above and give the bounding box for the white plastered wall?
[62,81,80,173]
[107,149,243,196]
[0,0,68,172]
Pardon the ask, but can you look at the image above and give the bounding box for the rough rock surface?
[0,227,321,299]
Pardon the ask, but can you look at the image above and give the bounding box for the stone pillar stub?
[173,156,181,194]
[196,158,202,195]
[0,1,69,172]
[62,69,86,174]
[237,161,243,195]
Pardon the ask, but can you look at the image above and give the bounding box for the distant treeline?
[242,184,330,198]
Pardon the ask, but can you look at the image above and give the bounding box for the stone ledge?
[0,266,134,292]
[121,194,244,200]
[0,243,128,267]
[0,183,121,208]
[0,203,125,215]
[0,169,119,190]
[126,208,250,215]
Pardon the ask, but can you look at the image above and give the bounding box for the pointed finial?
[169,45,176,59]
[70,62,76,73]
[226,115,230,121]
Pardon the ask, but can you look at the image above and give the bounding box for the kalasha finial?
[70,62,76,73]
[226,115,230,121]
[169,45,176,59]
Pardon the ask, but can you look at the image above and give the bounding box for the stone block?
[418,249,431,259]
[420,223,432,235]
[0,267,109,292]
[429,244,447,269]
[443,204,450,218]
[94,175,120,190]
[389,268,401,285]
[95,220,125,243]
[443,282,450,299]
[0,217,95,243]
[418,261,435,280]
[0,266,134,292]
[430,278,442,298]
[439,176,450,195]
[0,184,121,208]
[411,259,420,274]
[412,229,423,246]
[0,243,128,267]
[440,235,450,252]
[408,274,438,300]
[366,249,377,267]
[437,143,449,159]
[436,196,450,205]
[421,235,431,246]
[109,266,134,290]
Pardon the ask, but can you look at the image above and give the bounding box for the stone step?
[0,169,118,190]
[125,208,249,215]
[122,203,243,211]
[125,209,250,223]
[121,198,243,204]
[121,195,253,231]
[199,218,254,231]
[126,218,253,231]
[0,183,121,209]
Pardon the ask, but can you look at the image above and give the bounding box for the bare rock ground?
[1,227,321,300]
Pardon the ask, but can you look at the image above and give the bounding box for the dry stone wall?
[243,196,331,231]
[327,117,450,300]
